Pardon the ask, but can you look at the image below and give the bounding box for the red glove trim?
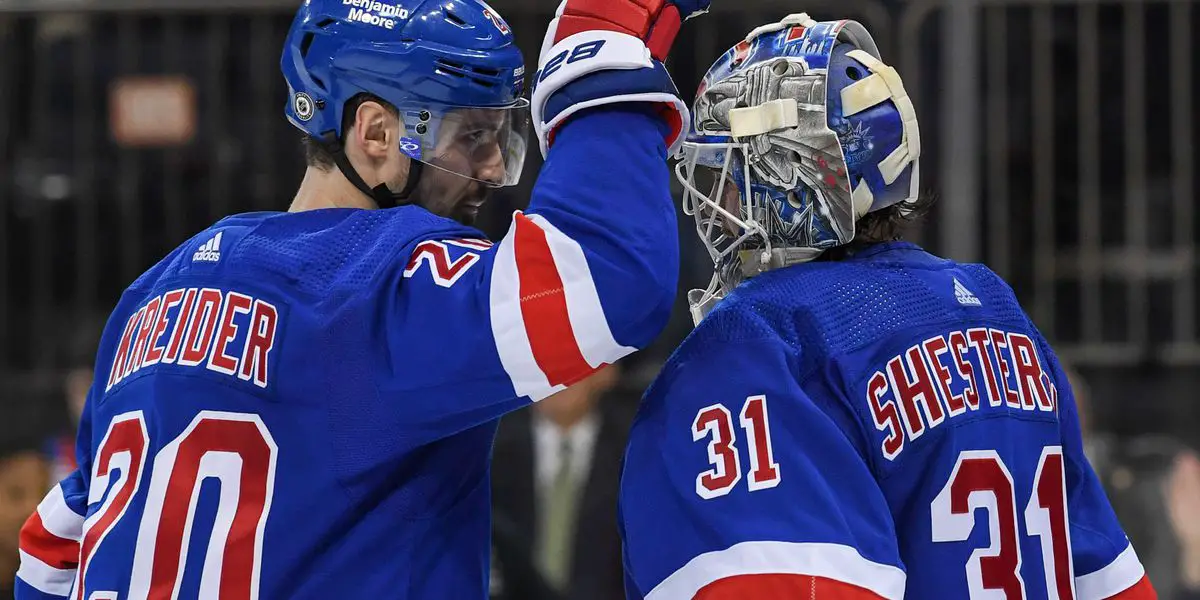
[554,13,637,43]
[552,0,676,44]
[645,4,682,61]
[553,0,664,43]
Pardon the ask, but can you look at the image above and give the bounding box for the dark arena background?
[1,0,1199,597]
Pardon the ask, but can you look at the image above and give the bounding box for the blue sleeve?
[389,105,678,440]
[525,104,678,351]
[619,314,905,600]
[1035,337,1154,599]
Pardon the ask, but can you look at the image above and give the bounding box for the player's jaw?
[412,167,492,226]
[449,183,491,226]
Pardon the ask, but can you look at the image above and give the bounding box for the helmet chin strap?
[330,141,424,209]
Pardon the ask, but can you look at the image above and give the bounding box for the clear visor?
[397,99,531,188]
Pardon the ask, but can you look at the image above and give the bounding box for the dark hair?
[820,192,938,261]
[302,93,398,171]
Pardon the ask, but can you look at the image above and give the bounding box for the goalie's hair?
[819,192,938,262]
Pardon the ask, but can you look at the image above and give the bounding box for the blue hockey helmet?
[281,0,529,199]
[678,14,921,312]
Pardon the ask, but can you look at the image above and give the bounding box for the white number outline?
[933,448,1076,600]
[79,411,277,600]
[740,395,782,491]
[1025,447,1076,600]
[692,404,741,499]
[692,396,782,499]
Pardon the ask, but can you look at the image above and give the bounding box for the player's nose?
[475,143,506,186]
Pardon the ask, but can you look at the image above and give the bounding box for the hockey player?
[619,14,1157,600]
[14,0,709,598]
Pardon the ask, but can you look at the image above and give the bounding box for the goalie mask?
[679,14,921,323]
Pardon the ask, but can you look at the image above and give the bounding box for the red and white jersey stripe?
[1077,544,1154,600]
[645,541,906,600]
[18,483,85,597]
[490,212,635,401]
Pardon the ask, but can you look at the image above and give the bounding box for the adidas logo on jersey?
[193,232,223,263]
[954,278,981,307]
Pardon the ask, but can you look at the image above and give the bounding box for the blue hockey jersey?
[15,107,678,600]
[619,242,1155,600]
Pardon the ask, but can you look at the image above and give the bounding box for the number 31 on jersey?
[933,448,1074,600]
[692,395,782,499]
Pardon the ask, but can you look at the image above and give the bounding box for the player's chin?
[453,203,482,226]
[452,194,490,226]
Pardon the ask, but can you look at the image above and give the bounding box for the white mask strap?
[840,49,921,187]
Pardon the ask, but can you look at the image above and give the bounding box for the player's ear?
[352,101,393,161]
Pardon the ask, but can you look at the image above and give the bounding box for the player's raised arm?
[386,0,711,437]
[619,310,906,600]
[490,106,675,396]
[1034,336,1158,600]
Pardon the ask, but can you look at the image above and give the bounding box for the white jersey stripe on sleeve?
[525,214,636,368]
[645,541,906,600]
[489,217,563,402]
[38,484,83,542]
[446,238,494,251]
[17,549,76,597]
[1075,543,1146,600]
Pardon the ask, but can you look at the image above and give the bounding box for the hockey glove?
[531,0,711,157]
